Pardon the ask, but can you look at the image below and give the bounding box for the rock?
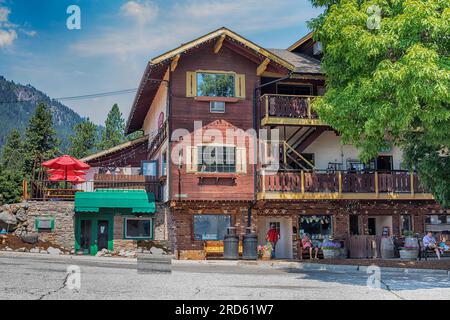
[150,247,164,255]
[0,212,17,226]
[15,209,27,222]
[30,248,40,253]
[9,205,19,215]
[47,247,62,255]
[124,251,136,258]
[40,249,48,254]
[16,247,26,252]
[143,250,151,254]
[95,251,104,257]
[70,249,75,254]
[5,247,13,251]
[21,233,39,244]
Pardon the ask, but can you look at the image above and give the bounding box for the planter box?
[322,249,340,259]
[399,249,419,260]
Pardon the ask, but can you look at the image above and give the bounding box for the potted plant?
[399,231,419,260]
[258,243,272,260]
[321,240,341,259]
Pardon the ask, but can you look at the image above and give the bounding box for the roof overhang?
[287,31,314,52]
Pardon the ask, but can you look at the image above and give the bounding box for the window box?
[195,96,239,103]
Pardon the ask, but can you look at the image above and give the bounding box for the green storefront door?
[75,213,114,255]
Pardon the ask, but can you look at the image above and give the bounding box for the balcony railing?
[148,120,168,157]
[27,174,162,202]
[260,94,326,126]
[257,170,431,200]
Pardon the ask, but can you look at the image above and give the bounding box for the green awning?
[75,189,156,214]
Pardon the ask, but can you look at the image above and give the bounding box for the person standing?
[266,224,280,259]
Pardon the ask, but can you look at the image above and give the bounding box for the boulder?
[30,248,40,253]
[47,247,62,255]
[15,209,27,222]
[150,247,164,255]
[40,249,48,254]
[21,233,39,244]
[0,212,17,226]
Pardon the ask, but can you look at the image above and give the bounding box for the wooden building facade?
[124,28,446,260]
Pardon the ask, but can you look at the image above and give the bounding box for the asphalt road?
[0,254,449,300]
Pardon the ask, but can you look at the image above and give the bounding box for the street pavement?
[0,253,449,300]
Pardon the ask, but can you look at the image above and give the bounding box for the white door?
[257,217,292,259]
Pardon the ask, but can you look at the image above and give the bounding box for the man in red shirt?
[266,224,280,259]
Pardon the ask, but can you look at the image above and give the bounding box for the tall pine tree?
[69,118,98,158]
[98,104,126,150]
[23,103,59,177]
[1,129,24,172]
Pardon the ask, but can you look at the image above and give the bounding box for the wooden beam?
[170,54,180,72]
[257,58,271,76]
[214,34,226,54]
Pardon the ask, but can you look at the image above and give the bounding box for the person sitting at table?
[299,234,319,260]
[423,231,441,259]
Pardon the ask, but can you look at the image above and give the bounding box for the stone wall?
[0,201,75,250]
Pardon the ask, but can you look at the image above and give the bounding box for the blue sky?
[0,0,322,124]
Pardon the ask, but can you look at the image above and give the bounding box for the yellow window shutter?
[236,147,247,174]
[186,146,198,173]
[235,74,246,99]
[186,72,197,97]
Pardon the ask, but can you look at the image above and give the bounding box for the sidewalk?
[2,251,449,275]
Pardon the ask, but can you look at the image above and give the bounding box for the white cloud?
[0,6,10,22]
[72,0,321,60]
[0,28,16,47]
[121,1,159,25]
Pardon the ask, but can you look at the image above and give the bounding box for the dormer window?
[197,72,235,97]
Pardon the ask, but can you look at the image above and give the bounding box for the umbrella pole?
[64,167,68,189]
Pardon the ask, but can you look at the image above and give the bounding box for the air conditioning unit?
[210,101,225,113]
[313,42,323,55]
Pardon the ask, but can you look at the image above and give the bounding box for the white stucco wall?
[142,69,169,139]
[302,131,404,170]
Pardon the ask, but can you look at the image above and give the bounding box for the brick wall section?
[169,201,251,259]
[26,201,75,249]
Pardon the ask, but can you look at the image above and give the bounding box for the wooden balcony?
[148,120,168,157]
[28,174,162,202]
[257,170,433,201]
[260,94,327,127]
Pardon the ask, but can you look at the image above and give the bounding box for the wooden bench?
[204,240,243,259]
[419,239,450,261]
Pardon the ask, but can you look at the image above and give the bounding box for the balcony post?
[374,172,379,197]
[338,171,342,195]
[283,142,287,166]
[301,170,305,194]
[410,172,415,196]
[262,169,266,193]
[307,97,311,119]
[265,95,269,122]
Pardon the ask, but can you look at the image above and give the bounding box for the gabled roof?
[150,27,295,70]
[267,49,321,74]
[287,31,314,52]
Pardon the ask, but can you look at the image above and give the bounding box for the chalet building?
[100,27,445,259]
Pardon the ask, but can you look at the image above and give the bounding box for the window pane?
[126,219,151,238]
[197,73,235,97]
[194,215,231,240]
[198,146,236,173]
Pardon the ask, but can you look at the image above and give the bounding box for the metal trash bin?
[242,233,258,260]
[223,227,239,260]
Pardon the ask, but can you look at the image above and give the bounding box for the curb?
[0,251,137,264]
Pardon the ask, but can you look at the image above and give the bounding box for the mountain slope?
[0,76,95,152]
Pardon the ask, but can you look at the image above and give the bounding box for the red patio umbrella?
[48,173,87,184]
[42,155,90,188]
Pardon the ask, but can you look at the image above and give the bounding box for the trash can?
[223,228,239,260]
[242,233,258,260]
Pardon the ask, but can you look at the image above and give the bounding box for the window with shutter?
[186,72,197,97]
[236,147,247,173]
[235,74,246,99]
[185,146,198,173]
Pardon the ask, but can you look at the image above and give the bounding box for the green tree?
[0,166,24,204]
[1,129,24,172]
[69,118,98,158]
[23,103,59,177]
[309,0,450,207]
[98,104,126,150]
